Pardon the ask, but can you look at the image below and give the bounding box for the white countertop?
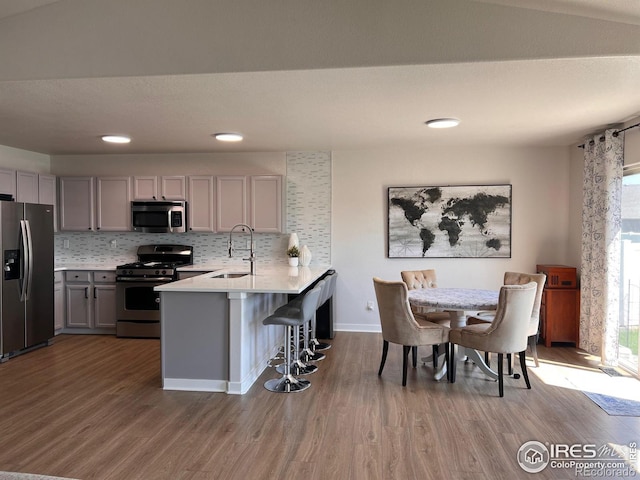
[55,264,121,271]
[155,264,332,294]
[176,264,228,272]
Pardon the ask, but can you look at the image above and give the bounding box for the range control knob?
[155,270,160,275]
[162,270,167,275]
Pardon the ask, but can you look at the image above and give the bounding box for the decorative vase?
[299,245,312,266]
[288,257,299,267]
[288,233,299,249]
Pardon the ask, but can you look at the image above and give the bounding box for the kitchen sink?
[211,272,249,279]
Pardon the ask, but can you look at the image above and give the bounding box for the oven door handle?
[116,277,174,283]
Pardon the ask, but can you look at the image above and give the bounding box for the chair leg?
[378,340,389,376]
[497,353,504,397]
[444,343,450,382]
[528,335,540,367]
[449,343,456,383]
[484,351,490,368]
[412,346,417,368]
[402,346,411,386]
[519,351,531,389]
[507,353,513,376]
[433,344,439,368]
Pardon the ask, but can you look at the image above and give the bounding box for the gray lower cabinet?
[54,271,65,333]
[65,270,116,332]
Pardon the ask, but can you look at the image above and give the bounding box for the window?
[619,172,640,375]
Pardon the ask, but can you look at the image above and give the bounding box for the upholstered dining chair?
[449,282,537,397]
[400,269,450,322]
[373,277,450,386]
[469,271,546,367]
[400,269,451,368]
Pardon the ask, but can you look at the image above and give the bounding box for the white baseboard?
[163,378,227,392]
[334,324,381,333]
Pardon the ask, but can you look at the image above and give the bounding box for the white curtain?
[580,129,624,365]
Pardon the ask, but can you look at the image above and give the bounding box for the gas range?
[116,245,193,280]
[115,244,193,339]
[116,261,182,279]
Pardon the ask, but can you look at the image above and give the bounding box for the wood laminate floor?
[0,334,638,480]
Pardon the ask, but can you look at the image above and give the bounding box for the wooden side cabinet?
[540,288,579,347]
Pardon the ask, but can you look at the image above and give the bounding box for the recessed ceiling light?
[101,135,131,144]
[213,133,243,142]
[425,118,460,129]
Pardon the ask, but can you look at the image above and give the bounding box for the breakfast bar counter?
[155,265,331,394]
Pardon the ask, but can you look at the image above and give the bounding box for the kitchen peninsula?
[156,265,331,394]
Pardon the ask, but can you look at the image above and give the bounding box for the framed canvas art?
[388,184,512,258]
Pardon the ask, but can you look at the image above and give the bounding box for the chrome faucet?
[228,223,256,275]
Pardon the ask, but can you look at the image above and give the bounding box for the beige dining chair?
[449,282,537,397]
[400,269,450,320]
[400,270,450,368]
[469,271,546,367]
[373,277,450,386]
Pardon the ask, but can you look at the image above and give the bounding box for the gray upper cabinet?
[0,168,16,199]
[59,176,132,232]
[250,175,282,233]
[216,176,247,232]
[38,174,56,205]
[188,175,215,232]
[133,176,157,200]
[133,175,186,200]
[38,174,57,231]
[58,174,282,233]
[16,171,39,203]
[59,177,95,231]
[96,177,132,231]
[216,175,283,233]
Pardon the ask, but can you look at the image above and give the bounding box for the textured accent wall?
[54,151,332,266]
[54,231,286,267]
[285,151,332,265]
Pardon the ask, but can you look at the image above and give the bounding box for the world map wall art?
[388,184,512,258]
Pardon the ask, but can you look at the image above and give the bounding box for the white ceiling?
[0,0,639,156]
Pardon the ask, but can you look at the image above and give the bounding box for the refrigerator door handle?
[19,220,29,301]
[24,219,34,300]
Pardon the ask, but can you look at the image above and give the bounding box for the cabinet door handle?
[93,287,97,299]
[84,287,89,299]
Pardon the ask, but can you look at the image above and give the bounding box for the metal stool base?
[276,361,317,376]
[315,342,331,351]
[301,348,326,362]
[264,375,311,393]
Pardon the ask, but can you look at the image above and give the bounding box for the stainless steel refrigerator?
[0,201,54,361]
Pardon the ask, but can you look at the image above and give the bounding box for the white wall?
[568,143,584,271]
[0,144,50,173]
[332,145,573,332]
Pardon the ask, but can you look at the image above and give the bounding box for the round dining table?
[407,287,500,380]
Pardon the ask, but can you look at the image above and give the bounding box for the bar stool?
[310,272,337,352]
[263,285,322,393]
[275,280,326,363]
[300,280,327,362]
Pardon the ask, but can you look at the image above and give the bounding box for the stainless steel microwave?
[131,201,187,233]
